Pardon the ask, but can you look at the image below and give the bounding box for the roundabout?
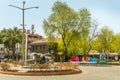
[0,62,82,76]
[0,65,120,80]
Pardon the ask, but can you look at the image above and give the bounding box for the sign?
[100,52,106,64]
[16,48,19,51]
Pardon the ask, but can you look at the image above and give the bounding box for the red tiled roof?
[31,37,60,44]
[31,39,48,44]
[27,33,43,37]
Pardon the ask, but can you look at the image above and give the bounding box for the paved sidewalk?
[0,65,120,80]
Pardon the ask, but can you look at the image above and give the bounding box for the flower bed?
[106,62,120,65]
[0,62,82,76]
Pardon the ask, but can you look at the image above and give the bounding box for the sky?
[0,0,120,36]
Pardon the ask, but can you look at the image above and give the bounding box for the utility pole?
[9,1,39,65]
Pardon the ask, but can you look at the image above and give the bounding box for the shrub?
[12,61,24,66]
[0,63,10,71]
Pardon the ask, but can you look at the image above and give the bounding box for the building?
[27,33,43,55]
[29,39,48,54]
[29,38,59,62]
[27,33,43,43]
[28,35,60,54]
[29,38,58,54]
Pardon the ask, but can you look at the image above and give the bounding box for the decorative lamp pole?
[58,52,63,62]
[9,1,39,65]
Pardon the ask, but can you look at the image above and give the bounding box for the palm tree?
[1,27,22,60]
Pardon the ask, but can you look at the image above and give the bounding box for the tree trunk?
[63,47,69,62]
[87,40,92,54]
[12,39,16,60]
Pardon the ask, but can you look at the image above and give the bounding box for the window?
[39,46,42,50]
[43,45,46,51]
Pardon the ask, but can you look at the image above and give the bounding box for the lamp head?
[23,1,25,4]
[35,7,39,9]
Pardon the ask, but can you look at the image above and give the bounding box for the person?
[114,56,118,61]
[85,56,89,62]
[40,56,46,64]
[82,56,85,62]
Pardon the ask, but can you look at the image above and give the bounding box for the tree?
[43,1,91,61]
[93,27,113,52]
[87,19,99,53]
[110,33,120,52]
[68,30,89,55]
[1,27,22,60]
[0,32,3,44]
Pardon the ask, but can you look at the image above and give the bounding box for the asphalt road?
[0,65,120,80]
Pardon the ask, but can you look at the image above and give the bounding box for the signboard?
[16,48,19,51]
[100,52,106,64]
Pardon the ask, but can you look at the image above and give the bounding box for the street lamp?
[25,33,28,66]
[58,52,63,62]
[9,1,39,65]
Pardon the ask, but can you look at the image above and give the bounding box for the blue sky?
[0,0,120,36]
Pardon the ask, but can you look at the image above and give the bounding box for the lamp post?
[58,52,63,62]
[9,1,39,65]
[25,33,28,66]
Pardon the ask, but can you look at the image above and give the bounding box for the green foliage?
[43,1,91,58]
[0,32,3,44]
[92,26,114,52]
[110,34,120,52]
[43,1,120,57]
[1,27,22,48]
[0,63,10,71]
[0,27,22,59]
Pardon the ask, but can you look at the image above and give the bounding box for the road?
[0,65,120,80]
